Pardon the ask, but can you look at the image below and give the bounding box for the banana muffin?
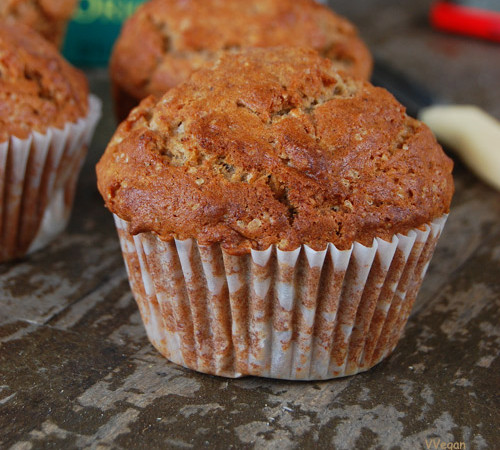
[97,47,453,379]
[0,0,78,47]
[0,22,101,263]
[110,0,373,120]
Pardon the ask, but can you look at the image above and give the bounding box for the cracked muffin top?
[110,0,372,114]
[0,22,89,142]
[0,0,78,47]
[97,47,454,254]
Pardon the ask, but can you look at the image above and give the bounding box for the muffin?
[0,0,78,48]
[97,47,453,379]
[110,0,373,121]
[0,22,101,263]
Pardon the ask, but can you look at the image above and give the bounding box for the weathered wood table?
[1,1,499,448]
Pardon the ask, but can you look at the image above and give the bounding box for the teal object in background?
[63,0,146,67]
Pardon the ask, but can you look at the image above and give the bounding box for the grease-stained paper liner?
[114,214,447,380]
[0,95,102,263]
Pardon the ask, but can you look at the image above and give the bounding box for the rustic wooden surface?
[1,1,499,448]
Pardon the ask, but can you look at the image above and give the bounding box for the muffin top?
[110,0,372,102]
[97,47,454,254]
[0,22,89,142]
[0,0,78,46]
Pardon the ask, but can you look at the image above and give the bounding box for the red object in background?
[430,1,500,42]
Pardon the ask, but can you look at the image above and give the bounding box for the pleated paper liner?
[114,214,447,380]
[0,95,102,263]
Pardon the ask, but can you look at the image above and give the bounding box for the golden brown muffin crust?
[0,22,89,142]
[97,47,454,254]
[110,0,372,105]
[0,0,78,47]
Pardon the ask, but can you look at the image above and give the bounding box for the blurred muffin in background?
[0,22,101,263]
[110,0,373,120]
[0,0,79,47]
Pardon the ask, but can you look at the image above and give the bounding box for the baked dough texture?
[0,22,88,142]
[0,0,78,47]
[98,47,453,255]
[110,0,373,118]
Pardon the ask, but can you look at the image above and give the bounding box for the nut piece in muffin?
[0,0,78,47]
[0,22,100,263]
[98,47,453,379]
[110,0,373,120]
[99,46,453,255]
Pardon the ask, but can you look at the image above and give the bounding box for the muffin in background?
[97,47,453,380]
[110,0,373,120]
[0,22,101,263]
[0,0,79,48]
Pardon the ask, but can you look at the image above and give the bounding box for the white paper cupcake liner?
[0,95,102,262]
[114,214,447,380]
